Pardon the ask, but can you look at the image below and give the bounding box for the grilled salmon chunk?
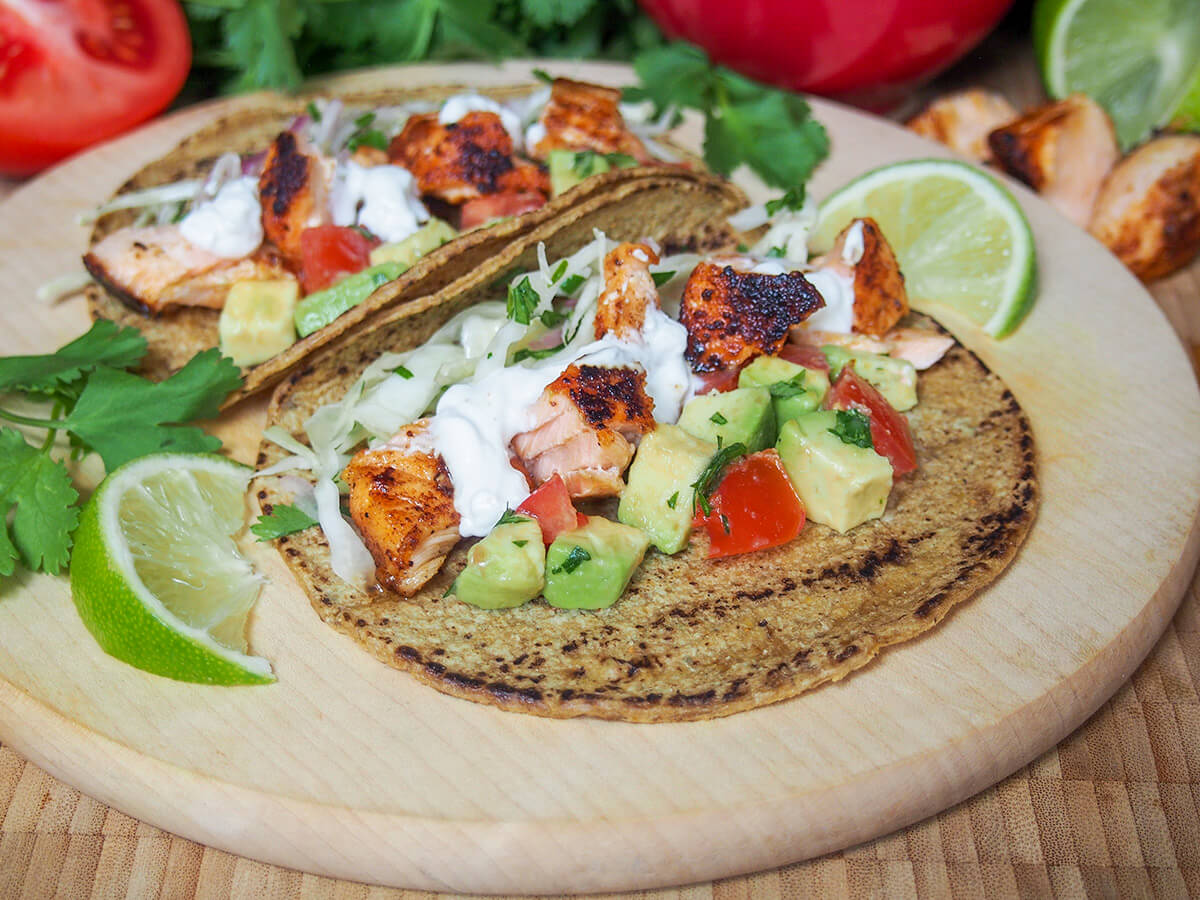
[988,94,1119,227]
[810,217,909,336]
[83,225,291,313]
[259,131,332,266]
[388,111,550,205]
[512,364,656,499]
[530,78,652,163]
[906,89,1018,162]
[594,241,661,339]
[680,262,824,372]
[343,421,461,597]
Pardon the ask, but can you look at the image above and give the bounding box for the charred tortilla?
[254,201,1037,724]
[85,84,724,409]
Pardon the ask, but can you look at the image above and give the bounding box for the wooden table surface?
[1,37,1198,899]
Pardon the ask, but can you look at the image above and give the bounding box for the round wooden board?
[0,62,1197,894]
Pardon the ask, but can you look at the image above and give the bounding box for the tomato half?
[826,365,918,475]
[299,226,375,294]
[459,192,546,230]
[516,474,587,545]
[0,0,191,176]
[692,450,805,558]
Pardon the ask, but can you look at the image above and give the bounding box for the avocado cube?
[218,279,299,367]
[738,356,830,424]
[618,424,716,554]
[451,519,545,610]
[544,518,650,610]
[822,346,918,411]
[676,387,776,451]
[548,149,610,197]
[370,219,458,268]
[293,261,406,338]
[776,412,893,533]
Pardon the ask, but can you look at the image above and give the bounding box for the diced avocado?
[676,387,776,452]
[544,517,651,610]
[293,261,405,337]
[370,219,458,268]
[451,519,545,610]
[776,412,893,533]
[822,346,917,411]
[218,279,299,367]
[738,356,830,424]
[547,149,638,197]
[618,424,716,554]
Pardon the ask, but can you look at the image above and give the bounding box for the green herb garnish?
[690,441,747,517]
[347,129,388,153]
[829,409,873,449]
[512,344,564,363]
[560,274,586,295]
[497,509,531,525]
[306,101,321,122]
[512,539,529,548]
[532,68,554,84]
[765,186,807,217]
[667,491,679,509]
[251,504,318,541]
[766,246,786,259]
[551,545,591,574]
[392,365,414,379]
[651,270,676,287]
[709,412,728,425]
[540,309,568,327]
[506,276,540,325]
[768,372,807,399]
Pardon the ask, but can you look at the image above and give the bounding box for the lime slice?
[1034,0,1200,149]
[811,159,1036,338]
[70,453,274,685]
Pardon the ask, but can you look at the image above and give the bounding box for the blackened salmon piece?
[531,78,652,164]
[594,242,661,340]
[810,217,909,337]
[680,263,824,373]
[343,421,461,596]
[258,131,330,266]
[511,365,655,499]
[389,111,549,205]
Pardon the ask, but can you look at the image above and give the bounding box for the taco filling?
[83,78,679,369]
[263,197,956,609]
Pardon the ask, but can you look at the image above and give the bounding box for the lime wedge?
[1034,0,1200,149]
[811,159,1037,338]
[70,453,274,685]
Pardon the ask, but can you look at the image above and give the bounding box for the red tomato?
[460,192,546,230]
[0,0,191,176]
[779,342,830,371]
[696,366,741,394]
[637,0,1013,108]
[516,474,586,545]
[299,226,375,294]
[692,450,805,559]
[826,365,918,475]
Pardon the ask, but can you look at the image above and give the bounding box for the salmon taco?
[253,187,1037,723]
[83,77,704,407]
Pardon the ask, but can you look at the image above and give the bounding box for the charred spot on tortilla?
[680,263,825,372]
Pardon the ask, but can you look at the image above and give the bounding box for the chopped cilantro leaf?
[651,270,676,287]
[691,441,747,516]
[667,491,679,509]
[710,411,728,425]
[498,509,531,526]
[765,186,807,217]
[766,246,786,259]
[391,365,414,379]
[512,344,564,363]
[560,274,586,295]
[829,409,873,449]
[768,373,807,399]
[354,112,376,128]
[251,503,318,541]
[605,152,638,168]
[736,243,749,253]
[306,101,321,122]
[540,309,568,327]
[347,129,388,153]
[552,259,568,282]
[532,68,554,84]
[551,545,591,574]
[512,539,529,548]
[506,276,540,325]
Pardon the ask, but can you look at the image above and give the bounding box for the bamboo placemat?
[2,34,1198,899]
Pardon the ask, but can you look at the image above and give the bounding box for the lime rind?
[70,453,274,686]
[813,158,1037,338]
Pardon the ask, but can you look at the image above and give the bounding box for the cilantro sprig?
[251,503,319,541]
[0,321,242,577]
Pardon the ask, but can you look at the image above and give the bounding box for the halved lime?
[70,453,274,685]
[1034,0,1200,149]
[811,159,1037,338]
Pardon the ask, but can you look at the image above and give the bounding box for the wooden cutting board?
[0,62,1197,894]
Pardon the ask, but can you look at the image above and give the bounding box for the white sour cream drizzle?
[439,93,525,150]
[179,176,263,258]
[431,304,692,537]
[331,161,429,243]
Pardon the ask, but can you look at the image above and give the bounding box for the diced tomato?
[692,450,805,558]
[826,364,918,475]
[299,225,375,294]
[696,366,741,394]
[779,341,830,371]
[516,474,587,545]
[460,192,546,229]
